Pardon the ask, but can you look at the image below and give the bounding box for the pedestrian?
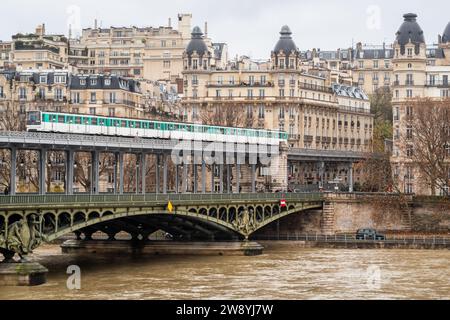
[4,186,9,195]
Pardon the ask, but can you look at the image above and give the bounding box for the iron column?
[141,153,146,194]
[39,149,47,195]
[10,147,16,195]
[66,149,74,195]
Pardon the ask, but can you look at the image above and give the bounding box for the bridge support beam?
[219,164,224,194]
[236,164,241,194]
[39,149,46,195]
[193,164,198,194]
[140,153,146,194]
[9,148,16,195]
[66,149,74,195]
[251,164,256,193]
[155,154,160,194]
[182,164,188,193]
[211,164,215,194]
[175,165,179,194]
[202,161,206,194]
[227,165,231,194]
[349,162,354,193]
[118,152,124,195]
[163,154,168,194]
[92,150,99,195]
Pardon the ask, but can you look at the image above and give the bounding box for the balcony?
[405,80,414,86]
[425,80,449,88]
[298,82,334,94]
[206,81,273,88]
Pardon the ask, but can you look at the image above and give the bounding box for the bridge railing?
[253,233,450,245]
[0,193,324,206]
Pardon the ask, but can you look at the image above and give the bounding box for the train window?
[149,122,154,129]
[75,117,81,125]
[120,120,126,127]
[135,122,141,129]
[91,118,97,125]
[58,116,64,123]
[52,115,57,122]
[84,118,89,125]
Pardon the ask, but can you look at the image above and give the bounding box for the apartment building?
[182,26,374,190]
[10,24,68,70]
[391,14,450,195]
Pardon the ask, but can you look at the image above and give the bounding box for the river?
[1,243,450,300]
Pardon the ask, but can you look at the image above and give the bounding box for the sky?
[1,0,449,59]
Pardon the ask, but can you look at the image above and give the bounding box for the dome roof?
[395,13,425,46]
[185,26,208,55]
[442,22,450,43]
[273,25,298,54]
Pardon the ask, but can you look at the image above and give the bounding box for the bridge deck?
[0,193,324,210]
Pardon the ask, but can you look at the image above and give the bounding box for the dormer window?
[80,79,86,86]
[104,78,111,86]
[40,75,47,84]
[91,78,97,86]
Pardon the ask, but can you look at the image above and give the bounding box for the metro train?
[26,111,288,145]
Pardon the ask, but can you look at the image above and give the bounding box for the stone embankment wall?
[256,194,450,236]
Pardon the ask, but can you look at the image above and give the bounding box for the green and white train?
[26,111,288,145]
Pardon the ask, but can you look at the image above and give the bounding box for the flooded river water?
[1,243,449,300]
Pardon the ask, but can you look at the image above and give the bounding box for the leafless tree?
[400,97,450,196]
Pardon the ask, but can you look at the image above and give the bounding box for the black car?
[356,228,386,241]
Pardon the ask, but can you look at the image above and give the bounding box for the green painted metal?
[0,193,324,257]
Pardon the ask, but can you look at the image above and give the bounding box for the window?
[279,89,285,97]
[19,87,26,99]
[55,88,63,101]
[249,76,254,85]
[90,78,97,86]
[80,79,86,86]
[72,92,80,104]
[406,146,414,158]
[407,48,413,57]
[104,78,111,86]
[442,90,449,98]
[247,89,253,98]
[161,40,166,47]
[90,92,97,103]
[193,59,198,70]
[258,105,265,119]
[406,106,413,117]
[89,107,96,115]
[108,108,115,117]
[163,60,171,68]
[259,89,265,98]
[0,86,3,98]
[54,75,66,84]
[260,75,266,85]
[109,92,116,103]
[406,126,413,140]
[406,90,413,98]
[373,60,379,68]
[358,61,364,69]
[40,75,47,84]
[246,105,252,119]
[39,88,45,100]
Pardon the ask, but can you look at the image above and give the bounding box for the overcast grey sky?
[2,0,449,58]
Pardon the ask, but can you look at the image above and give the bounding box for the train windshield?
[27,112,41,125]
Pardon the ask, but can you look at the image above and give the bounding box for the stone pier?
[61,240,264,257]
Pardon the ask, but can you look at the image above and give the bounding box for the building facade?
[391,14,450,195]
[182,26,374,191]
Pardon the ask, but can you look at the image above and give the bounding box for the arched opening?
[88,212,100,220]
[6,214,24,230]
[272,205,280,216]
[189,208,198,214]
[101,211,114,219]
[218,207,227,221]
[255,206,264,223]
[208,208,217,218]
[199,208,207,216]
[57,212,72,230]
[0,215,5,234]
[73,212,87,225]
[229,207,237,223]
[264,206,272,220]
[43,212,57,234]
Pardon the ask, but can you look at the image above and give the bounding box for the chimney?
[168,18,172,28]
[94,19,98,29]
[204,22,208,38]
[42,23,46,35]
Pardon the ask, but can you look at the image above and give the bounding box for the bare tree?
[400,97,450,196]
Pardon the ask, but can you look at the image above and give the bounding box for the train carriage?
[26,111,288,145]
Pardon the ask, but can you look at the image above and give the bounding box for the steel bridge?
[0,193,323,260]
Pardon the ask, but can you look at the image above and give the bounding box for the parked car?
[356,228,386,241]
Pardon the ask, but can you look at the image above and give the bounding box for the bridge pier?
[60,240,264,257]
[0,251,48,286]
